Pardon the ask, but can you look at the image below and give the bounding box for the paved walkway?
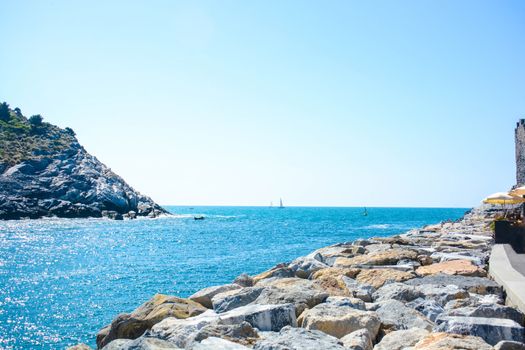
[504,244,525,277]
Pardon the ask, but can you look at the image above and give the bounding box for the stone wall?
[516,119,525,185]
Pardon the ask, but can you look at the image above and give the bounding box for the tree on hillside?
[14,107,22,116]
[0,102,10,121]
[65,127,76,136]
[29,114,43,126]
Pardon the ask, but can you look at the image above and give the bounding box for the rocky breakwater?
[0,103,167,219]
[70,207,525,350]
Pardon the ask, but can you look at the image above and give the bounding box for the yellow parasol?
[483,192,525,205]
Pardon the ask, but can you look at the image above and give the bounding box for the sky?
[1,1,525,207]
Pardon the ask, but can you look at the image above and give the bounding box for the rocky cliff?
[0,102,168,219]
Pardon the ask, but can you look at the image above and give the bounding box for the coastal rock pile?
[72,207,525,349]
[0,104,167,219]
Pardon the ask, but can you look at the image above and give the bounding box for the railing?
[494,220,525,253]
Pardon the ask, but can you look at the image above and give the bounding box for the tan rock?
[413,332,493,350]
[415,259,486,277]
[356,269,416,289]
[333,249,418,267]
[310,268,360,297]
[96,294,206,348]
[252,263,294,284]
[299,303,381,339]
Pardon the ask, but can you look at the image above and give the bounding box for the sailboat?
[279,198,285,209]
[363,207,368,216]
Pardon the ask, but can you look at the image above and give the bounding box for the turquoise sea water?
[0,206,468,349]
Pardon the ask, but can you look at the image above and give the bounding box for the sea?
[0,206,468,349]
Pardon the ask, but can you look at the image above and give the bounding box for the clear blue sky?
[1,1,524,207]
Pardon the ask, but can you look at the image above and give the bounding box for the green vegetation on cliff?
[0,102,78,166]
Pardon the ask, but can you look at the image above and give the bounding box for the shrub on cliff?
[0,102,10,122]
[29,114,44,126]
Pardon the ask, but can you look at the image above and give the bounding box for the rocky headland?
[69,206,525,350]
[0,102,168,219]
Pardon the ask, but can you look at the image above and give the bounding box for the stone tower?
[516,119,525,185]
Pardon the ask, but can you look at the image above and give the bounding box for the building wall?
[516,119,525,185]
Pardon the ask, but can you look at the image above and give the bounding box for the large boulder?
[298,303,381,339]
[96,294,206,348]
[406,298,445,322]
[218,303,297,332]
[311,268,361,297]
[355,268,415,289]
[372,282,423,303]
[191,337,251,349]
[103,337,182,349]
[445,304,524,325]
[342,277,376,302]
[253,326,346,350]
[252,264,295,284]
[404,274,502,295]
[253,278,328,316]
[494,340,525,350]
[288,256,328,278]
[414,284,469,305]
[435,316,525,345]
[413,332,493,350]
[340,328,373,350]
[212,287,264,313]
[150,311,222,348]
[190,284,242,309]
[373,328,429,350]
[188,321,259,347]
[334,249,418,267]
[415,259,486,277]
[373,300,434,332]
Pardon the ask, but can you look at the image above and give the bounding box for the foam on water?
[0,206,467,349]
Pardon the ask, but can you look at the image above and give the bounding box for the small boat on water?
[194,215,205,220]
[278,198,285,209]
[363,207,368,216]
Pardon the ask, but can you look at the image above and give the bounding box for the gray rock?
[233,274,254,287]
[325,296,366,310]
[212,287,264,313]
[191,337,250,349]
[494,340,525,350]
[372,282,423,303]
[219,303,297,332]
[446,304,524,325]
[435,316,525,345]
[404,274,502,295]
[373,328,429,350]
[188,321,258,347]
[150,311,221,348]
[340,328,373,350]
[342,277,376,302]
[374,299,433,332]
[414,284,469,305]
[190,284,242,309]
[444,293,504,310]
[406,298,444,322]
[103,337,182,349]
[289,256,328,278]
[253,326,346,350]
